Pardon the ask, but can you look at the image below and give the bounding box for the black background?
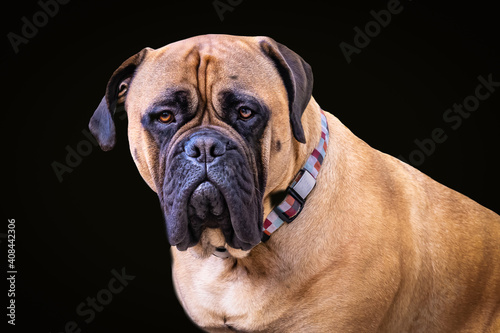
[3,0,499,332]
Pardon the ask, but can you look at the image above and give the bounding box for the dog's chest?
[173,256,278,332]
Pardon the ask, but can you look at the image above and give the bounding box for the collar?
[213,109,329,258]
[262,109,329,242]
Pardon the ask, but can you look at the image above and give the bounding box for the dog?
[89,34,500,332]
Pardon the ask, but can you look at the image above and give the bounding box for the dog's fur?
[90,35,500,332]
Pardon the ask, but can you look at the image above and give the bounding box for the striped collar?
[262,109,329,242]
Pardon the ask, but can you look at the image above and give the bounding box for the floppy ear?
[89,47,151,151]
[259,38,313,144]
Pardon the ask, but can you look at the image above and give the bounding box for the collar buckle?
[289,169,316,204]
[274,169,317,224]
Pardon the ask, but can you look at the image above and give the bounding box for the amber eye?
[158,111,174,124]
[238,107,254,120]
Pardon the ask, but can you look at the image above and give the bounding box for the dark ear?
[89,47,151,151]
[259,39,313,144]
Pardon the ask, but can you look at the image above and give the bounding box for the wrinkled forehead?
[126,35,285,113]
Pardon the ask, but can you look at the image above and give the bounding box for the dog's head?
[89,34,313,254]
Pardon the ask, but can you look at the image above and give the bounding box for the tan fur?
[124,35,500,332]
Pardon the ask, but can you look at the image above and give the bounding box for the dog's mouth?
[164,176,260,251]
[159,130,264,252]
[188,181,230,229]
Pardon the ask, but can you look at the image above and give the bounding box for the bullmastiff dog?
[89,34,500,332]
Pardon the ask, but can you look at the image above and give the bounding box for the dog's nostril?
[210,144,225,157]
[210,145,216,157]
[186,144,201,158]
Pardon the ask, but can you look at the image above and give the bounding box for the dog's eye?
[157,111,175,124]
[238,107,254,120]
[118,82,128,93]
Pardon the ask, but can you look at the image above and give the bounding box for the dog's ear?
[259,38,313,144]
[89,47,151,151]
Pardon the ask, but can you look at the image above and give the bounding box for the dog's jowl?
[89,35,500,333]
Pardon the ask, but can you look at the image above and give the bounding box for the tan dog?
[89,34,500,332]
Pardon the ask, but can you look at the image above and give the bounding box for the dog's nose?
[185,134,226,164]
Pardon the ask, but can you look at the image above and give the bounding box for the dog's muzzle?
[159,128,263,251]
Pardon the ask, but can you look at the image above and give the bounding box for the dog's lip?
[188,180,227,217]
[168,177,262,251]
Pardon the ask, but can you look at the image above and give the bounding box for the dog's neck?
[261,104,329,241]
[261,98,325,214]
